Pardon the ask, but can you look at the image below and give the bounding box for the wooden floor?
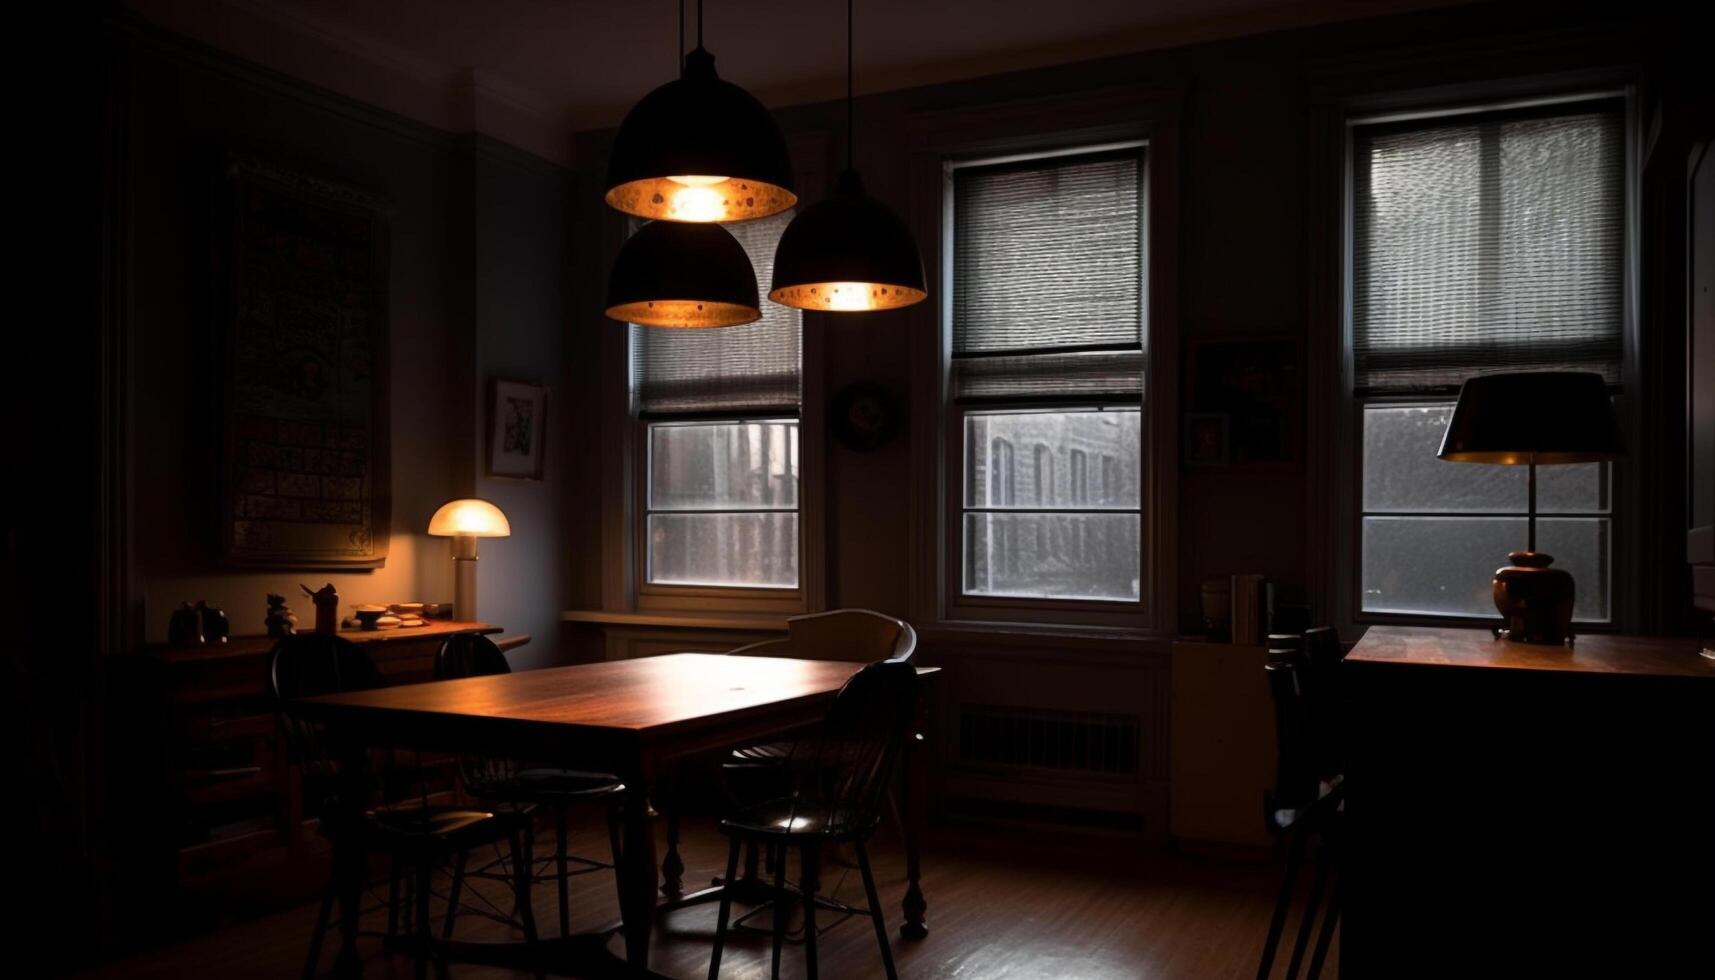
[76,817,1333,979]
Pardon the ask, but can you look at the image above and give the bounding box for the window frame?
[1335,87,1639,633]
[946,144,1150,620]
[900,82,1185,632]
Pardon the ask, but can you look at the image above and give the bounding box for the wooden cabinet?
[1342,627,1715,977]
[1168,640,1274,852]
[110,622,498,924]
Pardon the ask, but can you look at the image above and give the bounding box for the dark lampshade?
[605,220,760,329]
[1437,371,1624,464]
[604,48,796,224]
[770,170,928,312]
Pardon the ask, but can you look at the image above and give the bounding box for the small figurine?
[196,601,230,645]
[265,593,298,638]
[302,583,340,635]
[167,602,203,646]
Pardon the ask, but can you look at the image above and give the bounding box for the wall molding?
[112,6,574,168]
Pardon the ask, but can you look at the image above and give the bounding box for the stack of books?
[1230,574,1275,647]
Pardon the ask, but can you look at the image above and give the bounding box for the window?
[630,212,801,591]
[1349,99,1625,621]
[950,147,1146,604]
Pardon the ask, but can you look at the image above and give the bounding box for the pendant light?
[605,220,761,328]
[769,0,926,312]
[605,0,796,223]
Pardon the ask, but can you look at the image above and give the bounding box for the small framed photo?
[488,379,548,480]
[1184,413,1232,467]
[1186,336,1301,468]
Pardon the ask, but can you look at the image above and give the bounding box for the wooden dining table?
[291,652,936,978]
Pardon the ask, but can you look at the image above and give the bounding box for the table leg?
[900,731,928,940]
[618,780,658,970]
[332,739,370,977]
[661,805,684,898]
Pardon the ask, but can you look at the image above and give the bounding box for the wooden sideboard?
[109,622,499,928]
[1342,626,1715,978]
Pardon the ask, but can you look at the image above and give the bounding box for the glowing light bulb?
[668,185,727,221]
[666,174,727,187]
[822,282,876,311]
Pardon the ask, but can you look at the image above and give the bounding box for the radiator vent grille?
[958,704,1140,775]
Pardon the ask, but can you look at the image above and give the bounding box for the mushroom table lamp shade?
[427,498,510,621]
[1437,371,1623,645]
[604,47,796,223]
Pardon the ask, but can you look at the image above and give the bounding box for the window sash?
[957,405,1143,605]
[1349,99,1626,396]
[643,418,801,591]
[950,147,1146,402]
[1354,398,1612,623]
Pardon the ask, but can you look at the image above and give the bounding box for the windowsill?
[1353,612,1619,633]
[917,619,1175,656]
[559,609,789,632]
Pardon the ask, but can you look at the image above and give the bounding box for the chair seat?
[730,740,792,764]
[720,796,876,842]
[323,802,528,854]
[471,767,626,805]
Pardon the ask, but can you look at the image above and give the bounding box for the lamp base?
[1493,551,1575,646]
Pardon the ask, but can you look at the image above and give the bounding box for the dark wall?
[467,137,577,667]
[119,24,576,650]
[570,0,1706,630]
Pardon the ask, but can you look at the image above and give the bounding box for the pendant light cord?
[678,0,684,70]
[698,0,704,48]
[846,0,855,173]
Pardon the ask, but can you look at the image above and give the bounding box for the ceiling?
[126,0,1469,165]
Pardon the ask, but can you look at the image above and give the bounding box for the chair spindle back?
[777,659,919,837]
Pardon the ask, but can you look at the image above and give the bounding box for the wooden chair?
[1256,629,1345,980]
[433,633,626,940]
[722,610,915,859]
[730,609,915,767]
[270,633,538,980]
[708,660,919,980]
[725,609,916,662]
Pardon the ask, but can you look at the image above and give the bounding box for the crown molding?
[123,0,575,167]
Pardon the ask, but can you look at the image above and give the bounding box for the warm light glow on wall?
[606,176,797,224]
[769,280,927,312]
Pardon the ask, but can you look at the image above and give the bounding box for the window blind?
[1351,102,1625,395]
[952,150,1144,401]
[631,211,801,415]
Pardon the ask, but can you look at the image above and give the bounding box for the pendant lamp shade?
[605,48,796,223]
[606,220,761,328]
[770,170,927,312]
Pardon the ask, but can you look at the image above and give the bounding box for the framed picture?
[488,379,548,480]
[1186,336,1301,468]
[217,151,392,568]
[1183,413,1232,467]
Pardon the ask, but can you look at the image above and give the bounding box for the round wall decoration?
[830,381,902,452]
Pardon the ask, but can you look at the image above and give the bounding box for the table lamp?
[427,498,510,621]
[1437,371,1623,645]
